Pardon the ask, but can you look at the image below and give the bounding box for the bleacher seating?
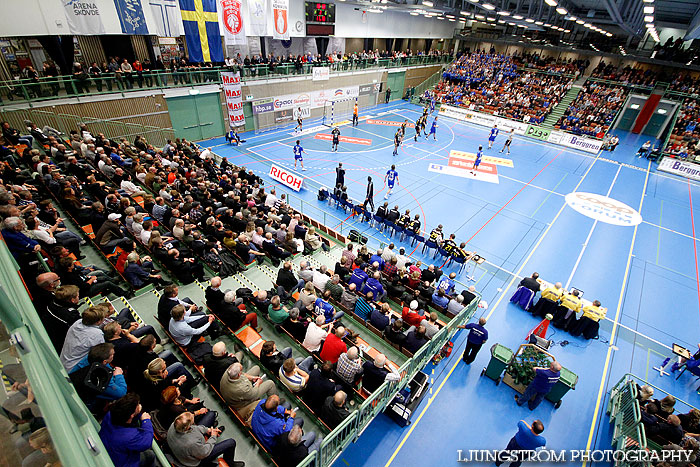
[554,80,629,137]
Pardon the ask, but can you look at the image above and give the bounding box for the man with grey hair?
[324,274,344,301]
[336,347,363,386]
[312,264,331,291]
[340,283,358,310]
[447,294,465,315]
[298,260,314,283]
[272,424,323,465]
[202,341,243,391]
[220,290,258,331]
[361,353,400,393]
[281,307,308,342]
[220,361,277,418]
[515,360,561,410]
[303,315,332,352]
[321,390,351,429]
[2,216,41,261]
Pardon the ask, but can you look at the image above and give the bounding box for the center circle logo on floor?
[564,192,643,226]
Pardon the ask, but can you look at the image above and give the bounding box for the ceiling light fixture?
[643,6,654,13]
[487,16,495,21]
[422,0,433,6]
[410,11,419,15]
[482,3,496,10]
[525,18,535,22]
[544,22,551,26]
[460,10,470,15]
[644,15,654,22]
[535,21,543,25]
[583,22,592,27]
[564,29,571,33]
[498,19,505,23]
[575,19,584,24]
[556,7,567,14]
[512,14,523,19]
[508,22,515,25]
[475,14,485,19]
[544,0,557,5]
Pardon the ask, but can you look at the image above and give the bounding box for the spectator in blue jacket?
[362,272,386,301]
[432,289,450,308]
[69,342,126,410]
[251,395,304,450]
[2,216,40,260]
[369,249,385,269]
[123,252,166,288]
[437,272,456,296]
[99,393,156,467]
[348,264,369,290]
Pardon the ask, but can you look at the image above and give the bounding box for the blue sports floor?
[200,100,700,465]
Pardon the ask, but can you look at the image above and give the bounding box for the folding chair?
[412,234,424,248]
[423,239,437,256]
[453,255,466,273]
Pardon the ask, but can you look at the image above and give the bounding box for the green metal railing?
[0,238,170,466]
[0,55,453,105]
[607,373,700,466]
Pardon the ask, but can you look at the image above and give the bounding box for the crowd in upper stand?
[432,51,574,124]
[664,98,700,159]
[553,80,628,137]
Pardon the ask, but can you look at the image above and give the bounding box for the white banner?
[271,0,289,40]
[658,157,700,182]
[548,130,602,154]
[221,72,245,128]
[264,85,360,113]
[149,0,184,37]
[270,164,304,191]
[248,0,267,35]
[312,66,330,81]
[326,37,346,56]
[220,0,247,45]
[63,0,105,35]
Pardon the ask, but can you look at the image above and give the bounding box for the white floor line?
[564,165,623,290]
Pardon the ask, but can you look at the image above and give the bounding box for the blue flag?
[179,0,224,63]
[114,0,149,35]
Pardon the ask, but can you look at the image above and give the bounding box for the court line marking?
[642,219,700,242]
[583,160,651,466]
[565,165,622,290]
[384,149,567,467]
[482,153,603,322]
[688,180,700,327]
[656,200,663,265]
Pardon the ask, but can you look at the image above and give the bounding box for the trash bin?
[545,366,578,408]
[481,343,514,385]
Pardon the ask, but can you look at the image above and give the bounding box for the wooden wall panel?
[130,36,151,62]
[77,36,106,67]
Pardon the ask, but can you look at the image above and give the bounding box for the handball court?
[199,100,700,466]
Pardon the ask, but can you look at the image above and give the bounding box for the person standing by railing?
[42,61,60,96]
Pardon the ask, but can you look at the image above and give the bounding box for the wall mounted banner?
[252,97,274,115]
[63,0,106,35]
[114,0,149,34]
[221,71,245,128]
[312,66,330,81]
[248,0,267,35]
[149,0,183,37]
[219,0,246,45]
[258,85,360,113]
[658,157,700,182]
[271,0,289,40]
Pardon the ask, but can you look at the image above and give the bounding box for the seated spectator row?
[434,52,573,125]
[664,98,700,160]
[554,80,628,137]
[589,61,660,88]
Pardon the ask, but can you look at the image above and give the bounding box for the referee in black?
[365,176,375,212]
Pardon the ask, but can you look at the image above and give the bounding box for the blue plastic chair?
[394,224,404,241]
[452,255,466,273]
[412,234,424,248]
[423,239,437,255]
[404,229,415,244]
[385,220,397,237]
[436,246,450,261]
[374,214,385,231]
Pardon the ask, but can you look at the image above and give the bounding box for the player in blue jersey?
[425,116,438,141]
[430,97,436,114]
[470,146,483,176]
[487,124,499,149]
[392,129,402,156]
[293,140,307,171]
[384,164,399,199]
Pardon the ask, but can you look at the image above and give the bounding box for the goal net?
[322,97,358,127]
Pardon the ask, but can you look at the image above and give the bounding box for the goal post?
[322,97,358,127]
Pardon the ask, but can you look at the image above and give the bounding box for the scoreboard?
[305,2,335,35]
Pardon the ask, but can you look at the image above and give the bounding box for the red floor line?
[687,180,700,324]
[464,150,563,245]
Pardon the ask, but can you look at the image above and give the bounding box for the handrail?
[614,373,700,412]
[0,55,453,105]
[0,236,114,466]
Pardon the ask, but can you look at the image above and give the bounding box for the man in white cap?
[95,213,131,251]
[401,300,424,327]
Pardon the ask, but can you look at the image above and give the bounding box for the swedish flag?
[179,0,223,63]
